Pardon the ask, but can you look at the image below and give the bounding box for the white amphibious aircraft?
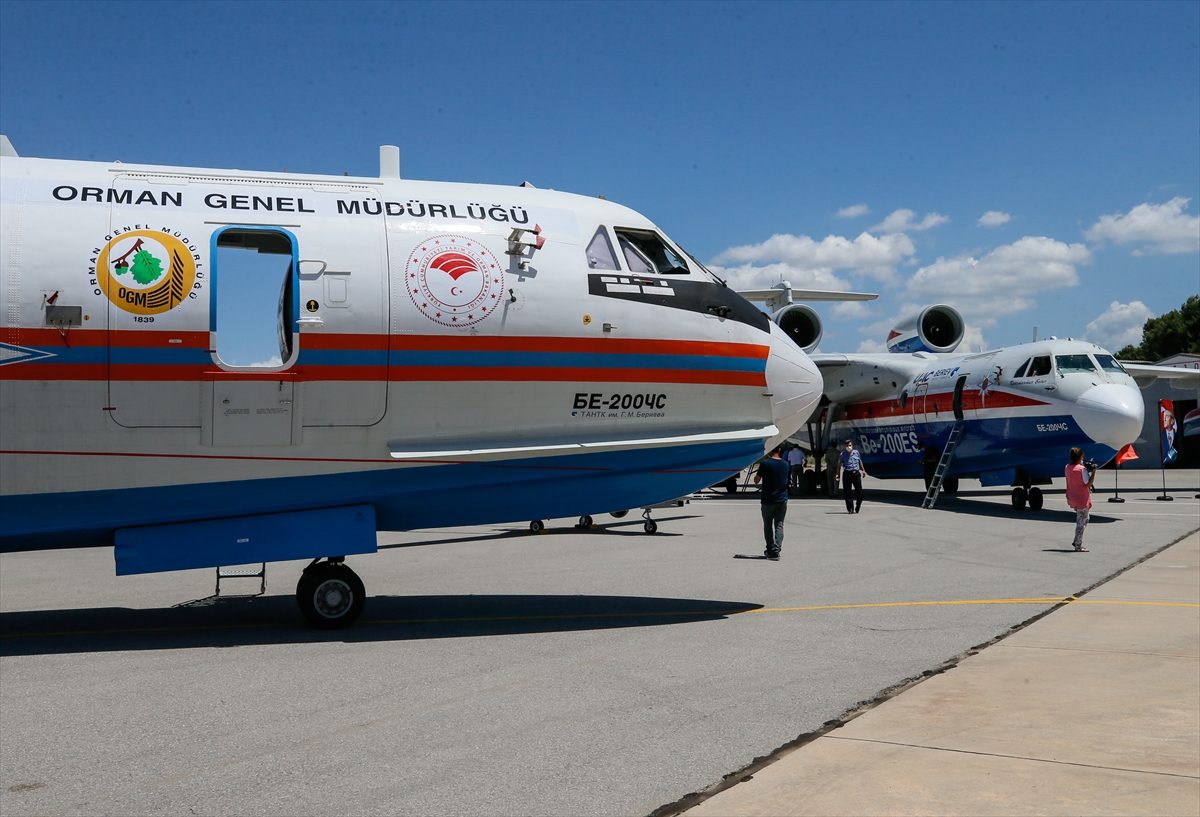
[742,284,1197,510]
[0,138,820,627]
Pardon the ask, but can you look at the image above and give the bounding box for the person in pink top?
[1064,447,1096,552]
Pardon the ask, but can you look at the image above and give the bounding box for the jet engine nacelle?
[773,304,823,353]
[886,304,964,354]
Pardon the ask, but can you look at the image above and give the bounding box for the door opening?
[953,375,967,421]
[214,228,296,367]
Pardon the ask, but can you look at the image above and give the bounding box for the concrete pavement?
[685,531,1200,817]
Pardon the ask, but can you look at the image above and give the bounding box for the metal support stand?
[921,422,966,509]
[1107,462,1125,503]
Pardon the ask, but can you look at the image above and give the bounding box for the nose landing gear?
[296,558,365,629]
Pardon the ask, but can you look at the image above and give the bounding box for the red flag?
[1116,444,1138,464]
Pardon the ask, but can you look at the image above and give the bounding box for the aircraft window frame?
[1027,356,1052,377]
[1093,354,1126,374]
[1054,354,1097,374]
[211,226,300,370]
[585,226,620,271]
[1014,358,1030,378]
[613,228,691,276]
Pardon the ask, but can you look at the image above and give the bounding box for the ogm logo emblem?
[95,229,199,315]
[406,235,503,326]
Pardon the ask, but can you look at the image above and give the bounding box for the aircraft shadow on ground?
[378,514,700,549]
[0,593,761,657]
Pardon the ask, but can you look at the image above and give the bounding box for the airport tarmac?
[2,470,1198,816]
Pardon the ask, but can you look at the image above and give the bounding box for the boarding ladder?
[921,422,966,510]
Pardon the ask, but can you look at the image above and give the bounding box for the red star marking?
[467,314,473,320]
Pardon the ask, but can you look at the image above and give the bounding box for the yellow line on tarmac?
[749,598,1199,614]
[2,598,1195,640]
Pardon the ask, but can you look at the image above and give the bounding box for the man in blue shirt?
[753,446,790,560]
[836,438,868,513]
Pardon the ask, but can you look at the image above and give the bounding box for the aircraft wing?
[808,353,927,404]
[738,288,878,303]
[1120,362,1200,389]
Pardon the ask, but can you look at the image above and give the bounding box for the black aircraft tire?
[609,510,629,519]
[1028,487,1044,511]
[644,519,658,534]
[942,477,959,495]
[1011,487,1028,510]
[579,515,594,528]
[724,477,739,494]
[296,563,365,629]
[529,519,545,533]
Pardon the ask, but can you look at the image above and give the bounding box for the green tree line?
[1117,294,1200,361]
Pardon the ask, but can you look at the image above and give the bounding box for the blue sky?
[2,0,1197,354]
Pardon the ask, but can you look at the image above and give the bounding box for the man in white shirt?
[785,446,806,494]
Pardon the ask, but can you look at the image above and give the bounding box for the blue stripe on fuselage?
[0,439,760,553]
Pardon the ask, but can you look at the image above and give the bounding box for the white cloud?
[712,231,915,283]
[1084,197,1200,255]
[709,261,853,293]
[832,301,872,319]
[959,323,990,353]
[870,209,949,234]
[1084,301,1154,351]
[904,236,1092,321]
[249,355,283,367]
[836,203,870,219]
[978,210,1011,227]
[856,338,889,353]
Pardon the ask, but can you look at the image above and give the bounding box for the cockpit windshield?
[1055,354,1096,374]
[1094,354,1125,374]
[614,229,689,275]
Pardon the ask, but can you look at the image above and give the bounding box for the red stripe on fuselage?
[843,388,1051,421]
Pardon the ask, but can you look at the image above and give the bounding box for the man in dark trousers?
[753,446,789,560]
[836,438,868,513]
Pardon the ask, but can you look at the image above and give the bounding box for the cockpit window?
[614,229,690,275]
[585,227,619,270]
[1055,354,1096,374]
[1014,358,1031,378]
[1028,356,1052,377]
[1094,354,1125,374]
[618,236,654,273]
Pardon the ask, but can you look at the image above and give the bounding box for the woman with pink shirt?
[1064,447,1096,552]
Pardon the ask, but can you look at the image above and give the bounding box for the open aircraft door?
[913,381,932,437]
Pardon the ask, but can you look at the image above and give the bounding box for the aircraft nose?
[763,322,822,449]
[1072,384,1144,448]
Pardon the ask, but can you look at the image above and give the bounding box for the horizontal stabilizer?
[389,425,778,461]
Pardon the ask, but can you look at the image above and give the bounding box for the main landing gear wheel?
[1011,487,1028,510]
[296,561,365,629]
[577,515,594,528]
[609,510,629,519]
[1028,486,1044,511]
[723,476,739,494]
[529,519,545,533]
[942,477,959,495]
